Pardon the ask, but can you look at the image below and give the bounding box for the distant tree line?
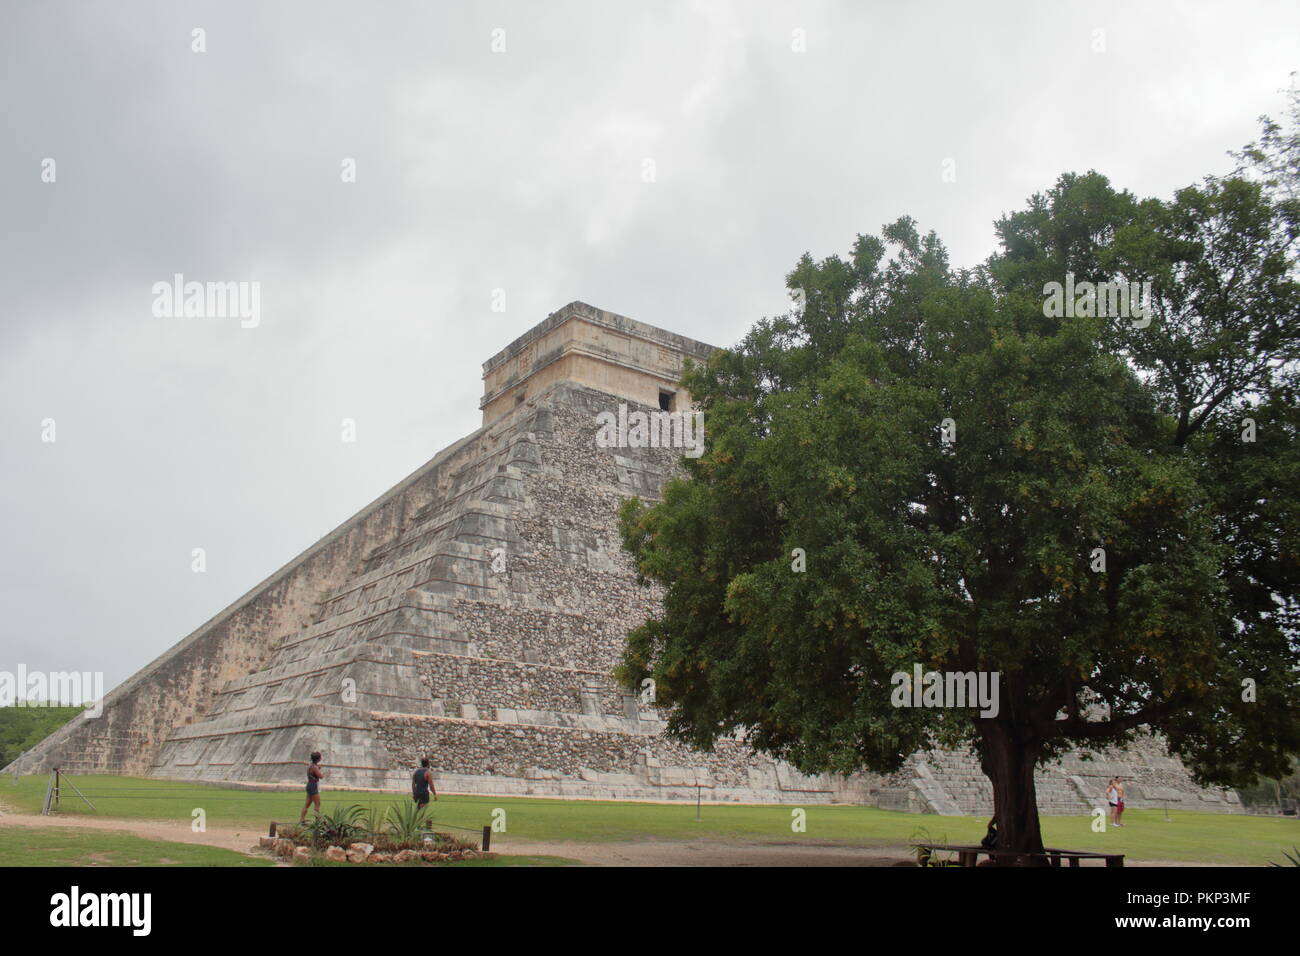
[1236,758,1300,811]
[0,706,80,769]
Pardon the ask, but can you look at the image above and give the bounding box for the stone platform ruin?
[7,301,1240,814]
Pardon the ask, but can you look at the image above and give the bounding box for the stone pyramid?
[9,302,1239,813]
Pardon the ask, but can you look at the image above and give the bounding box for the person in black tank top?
[412,757,437,808]
[300,751,324,822]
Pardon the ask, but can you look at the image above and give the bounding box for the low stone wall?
[372,714,764,788]
[417,653,625,720]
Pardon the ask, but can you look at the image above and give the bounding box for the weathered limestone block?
[346,842,374,862]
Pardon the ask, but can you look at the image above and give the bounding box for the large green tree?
[618,122,1300,859]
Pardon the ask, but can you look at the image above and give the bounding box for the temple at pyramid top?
[480,301,717,426]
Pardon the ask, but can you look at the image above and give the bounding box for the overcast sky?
[1,0,1295,696]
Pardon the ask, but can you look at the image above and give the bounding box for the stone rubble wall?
[360,387,860,800]
[370,713,849,802]
[417,653,625,720]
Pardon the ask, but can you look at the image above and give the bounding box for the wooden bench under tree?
[915,843,1124,867]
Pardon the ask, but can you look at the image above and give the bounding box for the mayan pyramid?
[9,302,1240,814]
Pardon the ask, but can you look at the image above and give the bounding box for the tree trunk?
[977,721,1047,864]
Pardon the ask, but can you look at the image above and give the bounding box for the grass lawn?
[4,774,1296,865]
[0,822,575,867]
[0,826,272,867]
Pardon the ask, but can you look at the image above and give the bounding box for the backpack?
[979,821,998,850]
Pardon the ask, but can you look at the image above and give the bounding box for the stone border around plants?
[259,836,491,864]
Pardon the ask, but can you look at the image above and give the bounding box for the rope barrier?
[416,820,486,834]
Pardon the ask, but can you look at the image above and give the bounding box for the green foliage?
[384,799,430,843]
[908,825,956,867]
[0,705,81,767]
[618,107,1300,843]
[282,801,474,855]
[1269,847,1300,867]
[304,803,368,848]
[1232,79,1300,212]
[360,804,385,836]
[1236,756,1300,809]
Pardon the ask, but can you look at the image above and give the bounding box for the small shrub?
[385,800,430,843]
[1269,846,1300,867]
[276,802,482,860]
[305,804,368,848]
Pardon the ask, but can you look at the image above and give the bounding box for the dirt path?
[0,804,268,857]
[499,838,915,866]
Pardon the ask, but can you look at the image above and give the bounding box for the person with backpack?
[412,757,437,808]
[979,818,998,849]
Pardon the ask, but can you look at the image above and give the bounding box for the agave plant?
[305,803,369,848]
[908,826,956,867]
[386,800,431,844]
[909,826,932,866]
[1268,846,1300,867]
[359,804,385,839]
